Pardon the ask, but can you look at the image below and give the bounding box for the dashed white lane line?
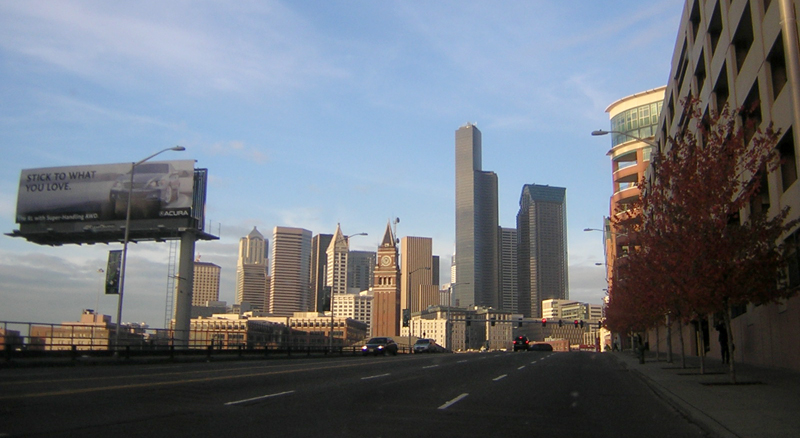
[493,374,508,381]
[423,365,439,369]
[438,393,469,410]
[457,360,468,363]
[224,390,295,406]
[517,366,526,370]
[361,373,391,380]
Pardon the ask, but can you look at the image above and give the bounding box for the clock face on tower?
[381,255,392,266]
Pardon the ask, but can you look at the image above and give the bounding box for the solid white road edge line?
[438,393,469,410]
[361,373,391,380]
[224,390,295,406]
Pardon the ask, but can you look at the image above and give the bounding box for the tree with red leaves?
[607,98,798,382]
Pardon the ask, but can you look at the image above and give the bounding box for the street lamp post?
[328,232,367,350]
[114,146,185,352]
[406,266,430,353]
[591,129,659,147]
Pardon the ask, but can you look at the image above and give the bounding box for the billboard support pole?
[113,146,185,354]
[173,229,196,348]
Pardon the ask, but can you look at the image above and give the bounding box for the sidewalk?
[612,351,800,438]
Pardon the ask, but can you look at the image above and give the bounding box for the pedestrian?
[717,323,729,364]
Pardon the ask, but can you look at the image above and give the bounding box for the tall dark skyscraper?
[517,184,568,318]
[454,123,499,309]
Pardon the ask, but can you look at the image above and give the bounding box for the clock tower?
[372,221,400,337]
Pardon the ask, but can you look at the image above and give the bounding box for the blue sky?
[0,0,684,327]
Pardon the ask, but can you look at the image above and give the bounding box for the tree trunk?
[697,322,706,375]
[679,321,686,368]
[723,305,737,383]
[666,314,673,363]
[655,324,661,362]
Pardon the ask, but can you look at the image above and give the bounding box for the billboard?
[105,250,122,295]
[16,160,195,224]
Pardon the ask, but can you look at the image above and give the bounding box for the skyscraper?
[269,226,312,316]
[400,236,434,314]
[235,227,268,310]
[347,250,376,292]
[326,224,349,300]
[454,123,499,309]
[310,233,333,312]
[499,227,518,313]
[192,258,221,306]
[517,184,568,318]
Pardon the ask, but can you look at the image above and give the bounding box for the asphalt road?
[0,351,708,437]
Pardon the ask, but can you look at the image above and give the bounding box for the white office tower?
[235,227,268,310]
[269,226,312,316]
[326,224,349,301]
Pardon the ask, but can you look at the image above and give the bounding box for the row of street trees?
[605,99,799,382]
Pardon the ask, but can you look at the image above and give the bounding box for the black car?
[513,336,530,352]
[529,343,554,351]
[361,337,398,356]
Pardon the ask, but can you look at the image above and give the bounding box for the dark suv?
[513,336,530,352]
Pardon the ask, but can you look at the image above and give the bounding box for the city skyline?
[0,1,684,327]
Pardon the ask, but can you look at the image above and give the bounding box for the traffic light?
[541,318,547,327]
[402,309,410,327]
[558,320,563,327]
[491,317,496,326]
[598,321,602,329]
[518,321,523,327]
[580,320,585,328]
[574,320,579,327]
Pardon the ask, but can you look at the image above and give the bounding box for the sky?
[0,0,685,328]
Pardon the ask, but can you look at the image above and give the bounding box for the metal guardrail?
[1,320,414,365]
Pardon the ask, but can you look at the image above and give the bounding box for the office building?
[400,236,435,314]
[647,0,800,370]
[601,87,665,289]
[499,227,518,313]
[192,259,221,306]
[235,227,268,310]
[348,251,376,293]
[454,123,500,309]
[517,184,568,318]
[326,224,349,300]
[310,233,333,312]
[332,292,374,335]
[269,226,312,316]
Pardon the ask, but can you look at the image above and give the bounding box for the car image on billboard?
[109,162,186,219]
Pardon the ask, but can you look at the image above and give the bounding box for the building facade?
[601,87,665,295]
[400,236,435,314]
[235,227,268,310]
[648,0,800,371]
[372,222,400,337]
[517,184,569,318]
[454,123,500,310]
[499,227,518,313]
[347,250,376,293]
[310,233,333,312]
[269,226,312,317]
[192,259,221,306]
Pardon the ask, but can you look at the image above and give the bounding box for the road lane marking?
[438,393,469,410]
[517,366,525,370]
[493,374,507,381]
[422,365,439,369]
[457,360,468,363]
[224,390,295,406]
[0,359,404,400]
[531,361,538,364]
[361,373,391,380]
